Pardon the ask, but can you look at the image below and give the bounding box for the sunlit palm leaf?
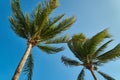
[61,56,81,67]
[93,39,113,57]
[23,53,34,80]
[98,71,115,80]
[41,17,76,40]
[88,29,111,55]
[97,44,120,63]
[41,14,65,37]
[33,0,59,34]
[72,33,86,54]
[54,16,75,33]
[77,68,85,80]
[42,14,65,32]
[37,45,64,54]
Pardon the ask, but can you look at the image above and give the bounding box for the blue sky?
[0,0,120,80]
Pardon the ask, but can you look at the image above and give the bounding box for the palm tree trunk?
[12,43,33,80]
[90,69,98,80]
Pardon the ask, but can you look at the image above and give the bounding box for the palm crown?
[9,0,75,80]
[9,0,75,46]
[61,29,120,80]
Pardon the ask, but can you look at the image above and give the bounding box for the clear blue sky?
[0,0,120,80]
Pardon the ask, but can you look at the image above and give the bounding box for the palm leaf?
[67,40,85,62]
[68,33,88,62]
[88,29,111,55]
[98,71,115,80]
[93,39,113,57]
[43,17,76,39]
[37,45,64,54]
[41,14,65,37]
[77,68,85,80]
[61,56,81,67]
[11,0,25,22]
[97,44,120,63]
[23,53,34,80]
[45,35,69,44]
[10,0,30,39]
[72,34,90,58]
[33,0,59,34]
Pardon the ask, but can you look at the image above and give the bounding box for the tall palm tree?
[9,0,76,80]
[61,29,120,80]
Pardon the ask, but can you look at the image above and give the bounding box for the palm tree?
[61,29,120,80]
[9,0,76,80]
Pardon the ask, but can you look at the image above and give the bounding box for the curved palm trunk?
[12,43,33,80]
[90,69,98,80]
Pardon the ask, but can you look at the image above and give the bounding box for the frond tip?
[98,71,115,80]
[97,43,120,63]
[77,68,85,80]
[61,56,81,67]
[37,45,64,54]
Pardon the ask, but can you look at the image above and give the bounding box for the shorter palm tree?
[61,29,120,80]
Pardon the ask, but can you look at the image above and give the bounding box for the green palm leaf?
[61,56,81,67]
[72,33,89,60]
[41,14,65,36]
[45,35,69,44]
[98,71,115,80]
[10,0,30,38]
[33,0,59,34]
[97,44,120,63]
[77,68,85,80]
[88,29,111,55]
[41,17,76,40]
[37,45,64,54]
[67,40,84,62]
[93,39,113,57]
[69,33,88,62]
[23,53,34,80]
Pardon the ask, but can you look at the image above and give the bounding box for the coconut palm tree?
[61,29,120,80]
[9,0,75,80]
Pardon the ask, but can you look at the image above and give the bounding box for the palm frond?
[98,71,115,80]
[97,44,120,63]
[55,16,76,32]
[77,68,85,80]
[88,29,111,55]
[45,35,69,44]
[10,0,30,39]
[93,39,113,57]
[72,33,86,55]
[11,0,25,22]
[37,45,64,54]
[61,56,81,67]
[68,33,88,62]
[33,3,48,34]
[41,14,65,37]
[49,14,65,26]
[33,0,59,35]
[42,17,76,39]
[92,61,104,66]
[67,40,85,62]
[23,53,34,80]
